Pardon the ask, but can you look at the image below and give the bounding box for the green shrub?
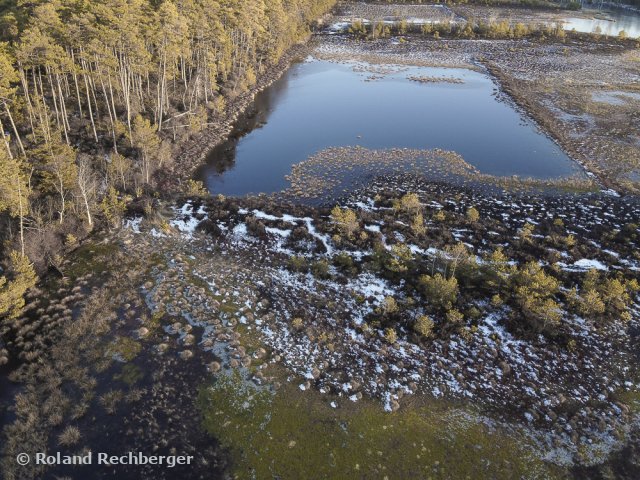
[288,256,308,273]
[185,179,208,196]
[445,309,464,326]
[100,187,127,227]
[519,223,535,243]
[411,213,426,236]
[466,207,479,223]
[419,274,459,311]
[385,244,413,274]
[107,337,141,362]
[384,328,398,344]
[566,1,582,11]
[381,296,399,315]
[311,259,330,279]
[570,269,638,322]
[333,252,357,275]
[393,193,421,215]
[330,206,359,239]
[414,315,435,338]
[349,20,367,37]
[291,317,303,331]
[510,262,561,332]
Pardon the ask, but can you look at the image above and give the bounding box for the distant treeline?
[598,0,640,8]
[0,0,336,319]
[368,0,640,9]
[367,0,566,9]
[349,15,637,39]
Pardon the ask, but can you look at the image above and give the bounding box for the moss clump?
[187,273,211,292]
[198,374,560,480]
[114,363,144,386]
[219,301,240,315]
[614,389,640,414]
[107,337,142,362]
[65,243,119,280]
[148,310,165,331]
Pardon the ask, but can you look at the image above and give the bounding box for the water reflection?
[559,8,640,37]
[197,59,580,196]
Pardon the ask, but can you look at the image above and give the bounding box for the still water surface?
[197,59,579,196]
[559,8,640,37]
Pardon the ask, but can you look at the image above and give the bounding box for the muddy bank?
[483,60,610,189]
[452,4,603,25]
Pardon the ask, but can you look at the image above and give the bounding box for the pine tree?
[0,43,25,157]
[35,137,78,223]
[511,262,562,332]
[129,115,160,184]
[0,251,37,320]
[0,149,31,256]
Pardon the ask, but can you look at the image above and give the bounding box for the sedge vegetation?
[0,0,336,323]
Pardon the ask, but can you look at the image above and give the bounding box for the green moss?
[219,301,240,315]
[198,373,562,480]
[107,336,142,362]
[65,242,119,280]
[114,363,144,386]
[187,273,211,292]
[615,390,640,414]
[148,309,165,331]
[147,253,166,269]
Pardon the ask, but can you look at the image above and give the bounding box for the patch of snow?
[560,259,609,272]
[266,227,292,238]
[125,217,143,233]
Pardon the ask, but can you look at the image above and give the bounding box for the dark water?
[197,59,580,196]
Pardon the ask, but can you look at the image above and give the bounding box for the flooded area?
[329,4,640,39]
[328,3,462,32]
[558,8,640,37]
[197,58,579,196]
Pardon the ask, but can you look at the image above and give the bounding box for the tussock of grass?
[114,364,144,386]
[107,337,142,362]
[99,390,124,415]
[58,426,81,447]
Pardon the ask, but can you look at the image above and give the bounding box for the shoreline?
[159,2,639,199]
[162,42,312,191]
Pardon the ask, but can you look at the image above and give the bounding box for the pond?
[196,58,580,197]
[558,7,640,38]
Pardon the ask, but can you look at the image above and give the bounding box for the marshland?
[1,1,639,479]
